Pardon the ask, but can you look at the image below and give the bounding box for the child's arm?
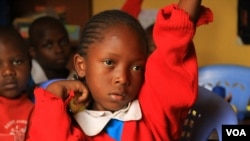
[121,0,143,18]
[178,0,202,23]
[26,80,90,141]
[139,0,213,140]
[46,80,89,103]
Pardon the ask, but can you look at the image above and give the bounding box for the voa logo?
[226,129,247,136]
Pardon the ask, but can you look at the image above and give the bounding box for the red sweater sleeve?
[121,0,143,18]
[26,88,87,141]
[138,4,213,141]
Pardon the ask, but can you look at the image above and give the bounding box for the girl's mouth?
[110,93,125,101]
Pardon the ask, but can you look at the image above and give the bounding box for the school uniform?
[26,4,213,141]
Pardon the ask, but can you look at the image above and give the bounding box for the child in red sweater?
[28,16,73,85]
[27,0,213,140]
[0,26,34,141]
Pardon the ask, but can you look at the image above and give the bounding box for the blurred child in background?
[28,16,74,85]
[0,25,34,141]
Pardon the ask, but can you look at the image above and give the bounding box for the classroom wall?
[93,0,250,67]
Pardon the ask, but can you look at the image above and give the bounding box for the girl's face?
[75,24,148,111]
[0,39,30,99]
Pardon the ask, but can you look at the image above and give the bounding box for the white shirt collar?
[74,100,142,136]
[31,59,48,84]
[31,59,76,84]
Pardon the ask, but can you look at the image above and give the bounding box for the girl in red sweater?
[27,0,213,140]
[0,26,34,141]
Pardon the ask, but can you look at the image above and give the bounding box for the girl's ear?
[74,54,86,78]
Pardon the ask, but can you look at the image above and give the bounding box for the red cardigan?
[26,4,213,141]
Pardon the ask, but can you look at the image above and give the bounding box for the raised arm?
[178,0,202,23]
[121,0,143,18]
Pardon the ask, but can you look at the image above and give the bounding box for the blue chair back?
[198,64,250,120]
[180,86,238,141]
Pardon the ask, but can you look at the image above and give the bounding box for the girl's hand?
[178,0,202,23]
[46,80,90,113]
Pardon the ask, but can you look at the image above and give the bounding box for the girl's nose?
[114,69,130,86]
[2,65,16,77]
[54,44,64,53]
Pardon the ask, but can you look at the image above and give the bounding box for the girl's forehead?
[102,24,141,41]
[0,47,27,62]
[103,23,130,32]
[0,41,26,53]
[87,25,147,58]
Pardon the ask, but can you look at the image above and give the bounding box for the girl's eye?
[59,40,69,47]
[131,65,144,71]
[103,59,114,66]
[12,59,23,65]
[43,43,53,48]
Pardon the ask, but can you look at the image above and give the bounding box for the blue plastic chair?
[198,64,250,120]
[180,86,238,141]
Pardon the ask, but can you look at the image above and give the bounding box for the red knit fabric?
[26,4,213,141]
[0,94,34,141]
[121,0,142,18]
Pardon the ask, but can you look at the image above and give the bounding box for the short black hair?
[28,16,68,47]
[0,25,27,52]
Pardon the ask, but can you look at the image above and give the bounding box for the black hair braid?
[78,9,149,57]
